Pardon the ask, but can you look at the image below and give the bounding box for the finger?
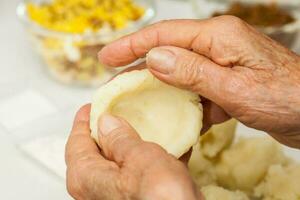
[66,105,122,199]
[97,115,204,200]
[98,19,212,67]
[201,101,231,134]
[99,16,252,68]
[97,114,174,168]
[146,46,237,106]
[65,104,104,167]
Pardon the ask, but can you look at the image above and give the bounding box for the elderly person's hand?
[65,105,202,200]
[99,16,300,148]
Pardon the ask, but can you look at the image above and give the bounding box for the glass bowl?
[17,0,155,87]
[191,0,300,49]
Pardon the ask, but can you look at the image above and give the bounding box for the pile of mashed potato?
[188,120,300,200]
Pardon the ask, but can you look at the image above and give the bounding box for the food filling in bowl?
[27,0,145,33]
[21,0,152,86]
[212,2,295,27]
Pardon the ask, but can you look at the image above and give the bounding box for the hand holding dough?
[90,69,203,158]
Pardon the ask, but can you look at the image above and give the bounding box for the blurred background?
[0,0,300,199]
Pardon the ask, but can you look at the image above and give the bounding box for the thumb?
[97,114,171,166]
[146,46,234,105]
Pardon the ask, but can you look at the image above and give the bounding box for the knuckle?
[176,55,206,91]
[67,156,97,179]
[222,74,251,107]
[223,77,243,97]
[102,127,140,159]
[126,142,165,161]
[66,144,98,167]
[215,15,248,34]
[107,128,134,148]
[141,142,166,155]
[76,154,99,166]
[219,15,245,27]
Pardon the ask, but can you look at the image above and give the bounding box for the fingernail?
[98,114,123,136]
[146,48,176,74]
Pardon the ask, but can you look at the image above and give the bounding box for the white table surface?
[0,0,299,200]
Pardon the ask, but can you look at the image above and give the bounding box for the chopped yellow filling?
[27,0,145,33]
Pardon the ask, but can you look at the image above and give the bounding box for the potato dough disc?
[90,69,203,158]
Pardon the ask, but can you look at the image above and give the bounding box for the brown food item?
[80,44,105,57]
[63,44,107,79]
[213,2,295,27]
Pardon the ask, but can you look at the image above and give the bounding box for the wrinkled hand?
[99,16,300,148]
[65,105,202,200]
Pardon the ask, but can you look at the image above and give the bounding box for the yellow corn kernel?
[43,38,63,49]
[26,0,145,34]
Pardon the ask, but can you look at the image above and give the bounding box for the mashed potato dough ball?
[188,143,217,187]
[215,137,287,193]
[254,164,300,200]
[90,69,203,158]
[200,119,237,158]
[201,185,249,200]
[189,119,237,188]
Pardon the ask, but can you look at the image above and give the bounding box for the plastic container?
[17,0,155,87]
[191,0,300,49]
